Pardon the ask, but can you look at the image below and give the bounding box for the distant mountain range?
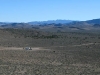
[28,20,73,25]
[28,18,100,25]
[1,18,100,25]
[0,23,32,28]
[0,19,100,30]
[85,18,100,24]
[0,22,10,25]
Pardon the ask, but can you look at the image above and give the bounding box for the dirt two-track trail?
[0,47,50,51]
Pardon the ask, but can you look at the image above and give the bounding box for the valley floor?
[0,29,100,75]
[0,42,100,75]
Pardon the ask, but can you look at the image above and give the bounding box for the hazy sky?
[0,0,100,22]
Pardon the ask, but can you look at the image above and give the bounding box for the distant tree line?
[4,28,59,39]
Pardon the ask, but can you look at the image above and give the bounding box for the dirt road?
[0,47,50,51]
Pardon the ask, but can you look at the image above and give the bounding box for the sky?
[0,0,100,22]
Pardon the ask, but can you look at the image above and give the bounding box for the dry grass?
[0,44,100,75]
[0,29,100,75]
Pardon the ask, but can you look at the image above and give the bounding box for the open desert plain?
[0,27,100,75]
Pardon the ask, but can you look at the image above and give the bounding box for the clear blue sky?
[0,0,100,22]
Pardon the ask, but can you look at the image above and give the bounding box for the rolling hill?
[0,18,100,31]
